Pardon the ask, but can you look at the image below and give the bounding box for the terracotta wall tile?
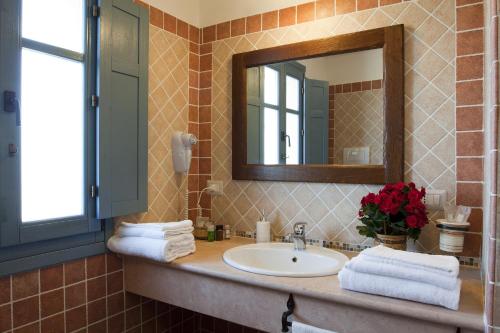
[163,13,176,34]
[41,289,63,318]
[456,80,483,106]
[189,25,200,43]
[0,303,11,332]
[316,0,334,18]
[457,55,484,81]
[456,106,483,130]
[262,11,278,30]
[200,54,212,71]
[461,233,482,256]
[200,71,212,89]
[12,271,38,300]
[457,4,484,31]
[107,271,123,295]
[297,2,315,23]
[457,182,483,206]
[88,298,106,324]
[199,124,211,140]
[457,131,484,156]
[15,322,39,333]
[457,157,484,181]
[380,0,401,5]
[106,253,122,273]
[203,25,216,43]
[336,0,356,14]
[357,0,378,11]
[86,255,105,279]
[65,282,86,309]
[177,19,189,39]
[149,6,163,28]
[108,313,125,333]
[468,208,483,233]
[246,14,262,33]
[216,22,230,40]
[66,305,87,332]
[65,259,85,285]
[456,0,482,5]
[279,6,297,27]
[200,43,212,55]
[107,293,124,317]
[0,277,10,304]
[231,18,246,37]
[199,89,212,106]
[41,313,64,333]
[457,30,484,55]
[13,296,39,328]
[199,106,211,123]
[87,276,106,302]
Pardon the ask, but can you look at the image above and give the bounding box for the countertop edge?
[124,253,484,331]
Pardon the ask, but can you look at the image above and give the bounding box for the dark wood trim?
[232,25,404,184]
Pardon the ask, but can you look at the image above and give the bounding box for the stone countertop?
[129,237,484,331]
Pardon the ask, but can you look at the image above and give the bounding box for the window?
[21,0,87,223]
[261,63,305,165]
[0,0,149,276]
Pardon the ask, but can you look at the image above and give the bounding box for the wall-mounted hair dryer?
[171,132,198,174]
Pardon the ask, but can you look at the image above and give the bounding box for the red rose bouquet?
[357,182,428,241]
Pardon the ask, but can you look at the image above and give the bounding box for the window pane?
[264,67,279,106]
[263,107,279,165]
[286,113,300,165]
[22,0,84,53]
[286,75,300,111]
[21,48,85,222]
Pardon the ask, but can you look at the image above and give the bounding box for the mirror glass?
[246,48,384,166]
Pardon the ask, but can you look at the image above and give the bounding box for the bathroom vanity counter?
[124,237,483,333]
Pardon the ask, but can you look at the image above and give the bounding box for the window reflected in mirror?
[246,48,384,166]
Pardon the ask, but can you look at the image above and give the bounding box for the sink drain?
[292,257,297,263]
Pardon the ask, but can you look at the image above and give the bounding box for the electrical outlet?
[425,190,447,210]
[207,180,224,196]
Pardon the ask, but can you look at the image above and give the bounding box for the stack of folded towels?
[338,245,461,310]
[107,220,196,263]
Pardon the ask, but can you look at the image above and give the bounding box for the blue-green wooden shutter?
[97,0,148,219]
[304,78,329,164]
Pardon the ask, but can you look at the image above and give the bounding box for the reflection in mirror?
[246,48,384,166]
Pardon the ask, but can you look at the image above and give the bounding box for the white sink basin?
[223,242,348,277]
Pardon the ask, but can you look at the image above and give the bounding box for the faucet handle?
[293,222,307,236]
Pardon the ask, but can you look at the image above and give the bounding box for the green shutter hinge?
[91,5,100,17]
[91,95,99,108]
[90,185,98,198]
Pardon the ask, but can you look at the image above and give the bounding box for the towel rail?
[281,294,295,332]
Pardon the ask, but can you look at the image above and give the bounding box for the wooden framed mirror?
[232,25,404,184]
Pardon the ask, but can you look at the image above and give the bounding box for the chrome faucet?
[292,222,307,251]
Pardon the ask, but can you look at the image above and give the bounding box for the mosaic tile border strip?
[233,231,481,267]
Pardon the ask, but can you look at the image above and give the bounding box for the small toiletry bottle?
[207,224,215,242]
[224,225,231,239]
[194,216,208,240]
[215,225,224,241]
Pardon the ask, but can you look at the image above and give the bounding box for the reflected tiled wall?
[332,83,383,164]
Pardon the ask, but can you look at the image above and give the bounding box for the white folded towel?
[117,226,194,239]
[120,220,193,231]
[107,233,196,263]
[292,321,337,333]
[338,267,461,310]
[361,245,459,277]
[346,255,459,290]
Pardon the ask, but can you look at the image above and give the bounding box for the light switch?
[425,190,447,210]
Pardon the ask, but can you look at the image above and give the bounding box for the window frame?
[0,0,106,277]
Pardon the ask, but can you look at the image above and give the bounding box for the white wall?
[298,48,383,85]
